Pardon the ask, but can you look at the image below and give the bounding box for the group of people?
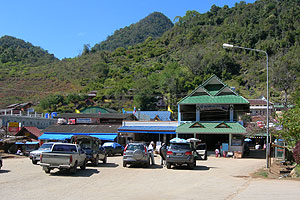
[147,141,168,166]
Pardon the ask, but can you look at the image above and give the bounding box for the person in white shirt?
[148,141,155,165]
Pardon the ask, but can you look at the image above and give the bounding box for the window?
[232,135,243,146]
[52,144,77,152]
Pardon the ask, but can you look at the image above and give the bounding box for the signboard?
[221,143,229,152]
[200,105,229,111]
[8,122,19,127]
[76,118,92,124]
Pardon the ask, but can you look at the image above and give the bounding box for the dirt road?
[1,156,299,200]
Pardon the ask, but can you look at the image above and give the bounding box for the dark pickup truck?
[71,135,107,166]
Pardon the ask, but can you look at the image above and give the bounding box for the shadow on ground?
[97,163,119,168]
[86,162,119,168]
[127,164,163,169]
[49,168,100,177]
[171,165,214,171]
[0,169,11,174]
[243,150,266,159]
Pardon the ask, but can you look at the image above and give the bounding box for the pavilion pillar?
[230,105,234,122]
[178,104,181,125]
[196,105,201,122]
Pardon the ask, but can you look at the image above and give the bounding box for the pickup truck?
[40,143,86,174]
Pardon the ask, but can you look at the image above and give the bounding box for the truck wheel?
[44,168,51,174]
[108,151,113,157]
[123,162,127,167]
[32,160,38,165]
[102,156,107,164]
[189,161,195,169]
[166,163,171,169]
[94,156,99,166]
[80,160,86,170]
[146,159,150,167]
[70,163,77,174]
[204,154,207,160]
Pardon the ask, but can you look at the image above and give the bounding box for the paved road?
[1,155,299,200]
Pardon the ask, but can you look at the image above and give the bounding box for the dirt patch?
[0,153,25,159]
[251,160,300,180]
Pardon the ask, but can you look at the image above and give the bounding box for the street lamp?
[223,43,270,168]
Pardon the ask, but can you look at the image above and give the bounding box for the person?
[160,143,168,166]
[215,148,220,157]
[255,143,261,150]
[148,141,155,165]
[16,148,23,156]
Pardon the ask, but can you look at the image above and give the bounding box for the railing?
[0,110,44,118]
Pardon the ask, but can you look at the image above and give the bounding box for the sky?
[0,0,256,59]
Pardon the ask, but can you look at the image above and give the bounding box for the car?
[0,155,2,170]
[123,143,150,167]
[102,142,124,156]
[29,143,54,165]
[166,141,197,169]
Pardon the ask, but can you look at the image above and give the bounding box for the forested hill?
[1,0,300,112]
[91,12,174,52]
[0,35,57,64]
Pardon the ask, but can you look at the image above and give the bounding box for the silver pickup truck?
[40,143,86,174]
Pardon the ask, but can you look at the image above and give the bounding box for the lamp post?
[223,43,270,168]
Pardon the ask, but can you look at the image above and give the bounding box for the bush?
[293,141,300,164]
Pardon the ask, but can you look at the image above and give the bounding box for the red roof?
[249,99,273,106]
[23,127,43,138]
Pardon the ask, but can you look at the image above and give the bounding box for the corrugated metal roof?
[58,113,135,120]
[176,122,246,134]
[39,133,117,141]
[42,124,120,134]
[126,111,172,121]
[178,75,249,105]
[118,126,176,134]
[179,95,249,104]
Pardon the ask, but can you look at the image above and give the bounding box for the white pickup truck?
[40,143,86,174]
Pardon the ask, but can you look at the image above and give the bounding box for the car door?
[99,146,106,159]
[77,145,86,165]
[195,143,207,160]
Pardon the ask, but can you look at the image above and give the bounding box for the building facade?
[177,75,250,152]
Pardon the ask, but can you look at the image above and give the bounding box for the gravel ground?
[1,155,300,200]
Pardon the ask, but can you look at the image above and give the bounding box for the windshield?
[52,144,77,152]
[39,143,53,151]
[103,142,114,147]
[80,142,91,149]
[170,143,191,150]
[127,144,144,151]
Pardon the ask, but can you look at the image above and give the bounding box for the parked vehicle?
[102,142,124,156]
[0,155,2,170]
[166,139,197,169]
[29,143,54,165]
[71,135,106,166]
[195,143,207,160]
[40,143,86,174]
[187,138,207,160]
[123,143,150,167]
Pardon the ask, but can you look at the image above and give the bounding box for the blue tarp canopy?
[39,133,117,141]
[39,133,71,140]
[89,134,117,141]
[118,126,176,134]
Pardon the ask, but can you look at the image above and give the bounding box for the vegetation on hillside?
[1,0,300,113]
[91,12,174,52]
